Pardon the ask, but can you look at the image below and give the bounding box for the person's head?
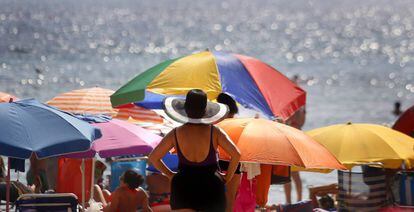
[184,89,208,119]
[94,160,107,182]
[217,93,238,118]
[394,101,401,110]
[291,74,299,84]
[394,101,401,109]
[120,169,144,190]
[393,101,402,116]
[164,89,228,124]
[319,195,335,210]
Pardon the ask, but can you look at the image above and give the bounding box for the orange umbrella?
[47,87,163,123]
[217,118,345,170]
[0,92,18,103]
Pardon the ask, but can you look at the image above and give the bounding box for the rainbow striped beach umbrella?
[111,51,306,120]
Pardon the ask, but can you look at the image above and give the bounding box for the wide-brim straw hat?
[164,96,228,124]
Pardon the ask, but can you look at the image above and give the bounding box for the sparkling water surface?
[1,0,414,205]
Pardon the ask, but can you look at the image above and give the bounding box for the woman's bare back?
[107,187,148,212]
[174,124,218,163]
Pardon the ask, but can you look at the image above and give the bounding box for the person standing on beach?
[217,93,241,212]
[393,101,402,117]
[149,89,241,212]
[283,75,306,203]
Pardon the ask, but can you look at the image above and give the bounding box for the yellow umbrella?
[307,122,414,169]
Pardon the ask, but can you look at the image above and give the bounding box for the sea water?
[1,0,414,205]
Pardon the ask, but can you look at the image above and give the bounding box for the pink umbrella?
[65,117,162,208]
[69,119,161,158]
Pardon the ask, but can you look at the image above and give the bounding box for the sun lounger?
[15,193,78,212]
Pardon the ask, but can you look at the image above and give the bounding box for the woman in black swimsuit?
[149,89,241,212]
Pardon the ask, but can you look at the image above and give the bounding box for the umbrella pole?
[6,158,10,212]
[81,159,85,211]
[90,158,95,202]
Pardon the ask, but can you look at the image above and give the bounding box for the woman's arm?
[140,189,153,212]
[215,126,241,184]
[103,190,119,212]
[148,131,176,179]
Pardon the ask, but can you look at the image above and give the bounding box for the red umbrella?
[393,105,414,137]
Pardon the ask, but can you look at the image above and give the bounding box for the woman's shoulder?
[136,187,149,198]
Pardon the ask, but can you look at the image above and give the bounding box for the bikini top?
[174,125,218,168]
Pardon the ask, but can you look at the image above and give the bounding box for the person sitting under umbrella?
[94,169,152,212]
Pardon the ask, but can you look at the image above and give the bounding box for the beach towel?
[276,200,313,212]
[338,166,387,211]
[234,173,256,212]
[56,158,93,203]
[240,163,261,180]
[255,164,272,207]
[394,171,414,206]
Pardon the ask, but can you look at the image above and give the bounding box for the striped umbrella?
[0,92,18,103]
[47,87,163,123]
[111,51,306,120]
[114,105,164,123]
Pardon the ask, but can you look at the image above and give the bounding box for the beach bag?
[271,165,291,185]
[234,173,257,212]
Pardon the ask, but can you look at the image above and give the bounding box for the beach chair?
[393,171,414,206]
[337,166,387,212]
[110,157,147,191]
[308,183,338,208]
[15,193,78,212]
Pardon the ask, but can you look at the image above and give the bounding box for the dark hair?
[217,93,238,115]
[184,89,207,119]
[319,195,334,210]
[121,169,144,190]
[395,101,401,108]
